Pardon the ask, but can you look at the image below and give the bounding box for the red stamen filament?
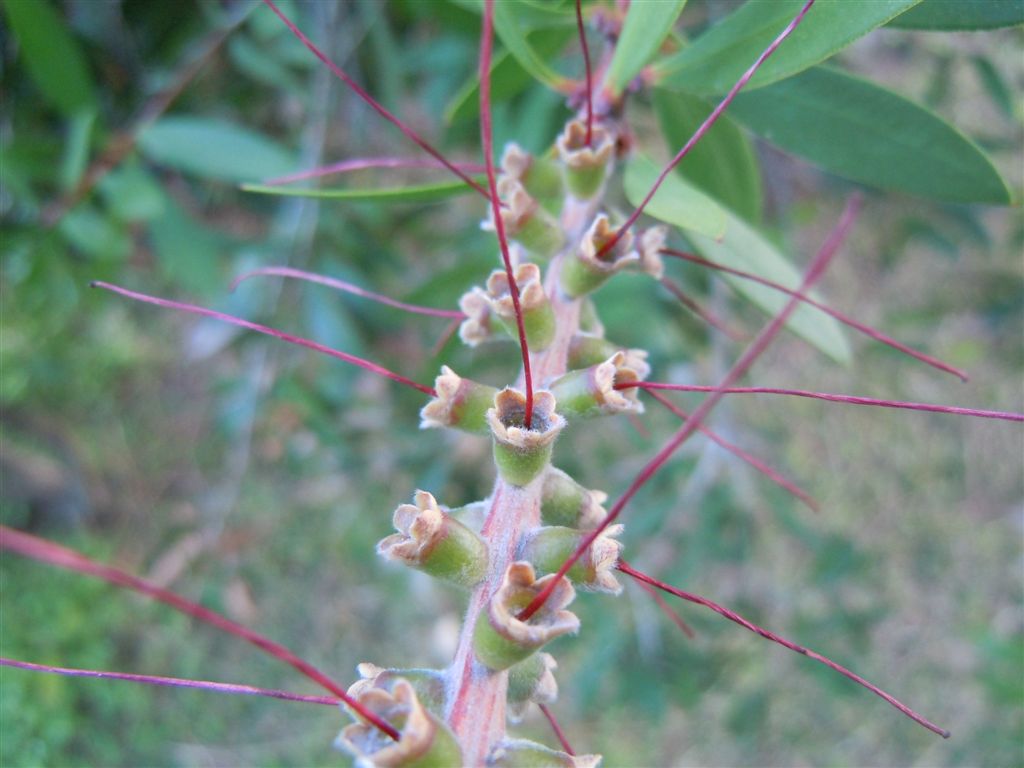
[480,0,534,428]
[519,196,859,621]
[0,526,400,740]
[575,0,594,146]
[632,575,696,640]
[660,276,745,342]
[264,156,487,187]
[231,267,464,319]
[1,658,342,707]
[644,388,820,513]
[616,560,951,739]
[598,0,817,259]
[621,381,1024,423]
[261,0,489,200]
[661,248,968,382]
[91,282,436,397]
[539,702,576,756]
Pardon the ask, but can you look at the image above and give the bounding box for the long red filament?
[632,575,696,639]
[91,282,436,397]
[519,196,859,621]
[616,561,951,738]
[1,658,341,707]
[599,0,817,259]
[231,267,464,319]
[480,0,535,428]
[575,0,594,146]
[265,156,487,187]
[538,702,576,756]
[661,248,968,382]
[623,381,1024,423]
[644,388,820,513]
[660,276,746,342]
[261,0,489,200]
[0,526,401,740]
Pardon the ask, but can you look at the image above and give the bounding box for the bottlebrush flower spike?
[557,119,614,200]
[473,562,579,671]
[488,388,566,487]
[377,490,488,589]
[560,214,639,298]
[335,679,463,767]
[506,652,559,721]
[485,262,556,351]
[549,352,645,420]
[419,366,498,434]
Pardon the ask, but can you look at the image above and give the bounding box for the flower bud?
[518,525,623,594]
[348,663,446,713]
[485,178,564,260]
[488,738,602,768]
[336,678,462,768]
[485,263,555,351]
[473,562,579,671]
[458,287,493,346]
[548,352,644,420]
[420,366,498,434]
[567,334,650,380]
[488,389,565,487]
[541,468,607,530]
[502,143,564,215]
[377,490,488,589]
[506,652,558,721]
[557,119,614,200]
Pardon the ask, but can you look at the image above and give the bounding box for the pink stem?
[1,658,341,707]
[575,0,594,146]
[599,0,817,258]
[91,282,436,397]
[616,561,950,739]
[261,0,489,200]
[0,526,400,740]
[230,266,464,319]
[264,156,487,186]
[661,248,968,382]
[481,0,535,428]
[519,196,859,621]
[625,382,1024,423]
[659,276,746,342]
[539,703,576,756]
[644,388,820,513]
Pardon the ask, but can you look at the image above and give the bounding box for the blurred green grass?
[1,2,1022,766]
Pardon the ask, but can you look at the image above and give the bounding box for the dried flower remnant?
[488,389,566,487]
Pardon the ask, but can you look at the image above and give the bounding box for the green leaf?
[727,66,1012,205]
[653,88,762,223]
[623,154,727,240]
[2,0,97,117]
[148,197,225,295]
[655,0,921,97]
[687,214,852,363]
[241,178,483,204]
[446,28,574,124]
[138,117,296,183]
[492,0,572,91]
[58,205,132,261]
[98,161,167,223]
[888,0,1024,30]
[605,0,687,94]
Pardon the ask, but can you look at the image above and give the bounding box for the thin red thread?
[575,0,594,146]
[539,702,576,756]
[265,156,486,186]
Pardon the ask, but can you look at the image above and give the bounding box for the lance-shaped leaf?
[623,155,727,240]
[242,178,481,204]
[473,562,579,671]
[727,66,1012,204]
[493,0,573,92]
[654,0,922,97]
[605,0,687,94]
[888,0,1024,30]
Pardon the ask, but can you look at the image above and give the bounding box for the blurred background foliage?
[1,1,1021,766]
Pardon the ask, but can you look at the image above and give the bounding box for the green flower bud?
[541,468,607,529]
[488,738,602,768]
[559,215,638,298]
[548,352,644,420]
[488,389,565,487]
[420,366,498,434]
[485,263,556,351]
[519,524,623,594]
[557,119,614,200]
[502,143,565,216]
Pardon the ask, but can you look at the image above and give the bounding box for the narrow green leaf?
[888,0,1024,30]
[493,0,572,91]
[970,55,1015,119]
[727,67,1012,205]
[623,155,727,240]
[605,0,687,94]
[687,215,852,363]
[445,28,574,124]
[655,0,921,97]
[242,178,483,204]
[653,88,762,223]
[2,0,97,116]
[138,117,296,183]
